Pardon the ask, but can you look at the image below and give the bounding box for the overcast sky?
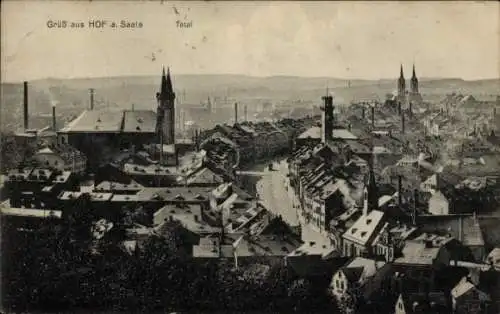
[1,1,499,82]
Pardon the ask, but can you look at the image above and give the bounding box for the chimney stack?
[401,114,406,134]
[89,88,95,110]
[52,104,57,131]
[398,102,402,115]
[362,107,366,120]
[397,175,402,206]
[409,102,413,117]
[234,102,238,124]
[371,106,375,128]
[244,104,248,121]
[23,81,29,130]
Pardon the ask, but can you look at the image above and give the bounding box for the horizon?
[3,72,499,85]
[2,1,499,82]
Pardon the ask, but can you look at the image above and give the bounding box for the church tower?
[397,64,406,98]
[321,93,334,143]
[410,64,419,95]
[156,67,176,145]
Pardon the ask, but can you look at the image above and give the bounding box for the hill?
[1,74,499,132]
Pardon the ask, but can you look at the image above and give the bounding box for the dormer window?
[367,219,372,224]
[352,228,358,234]
[361,232,367,237]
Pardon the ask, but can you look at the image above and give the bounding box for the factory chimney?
[401,114,406,134]
[244,105,248,122]
[397,175,403,207]
[371,106,375,128]
[398,102,402,115]
[23,81,29,130]
[362,106,366,120]
[52,104,57,131]
[234,102,238,124]
[89,88,95,110]
[409,102,413,117]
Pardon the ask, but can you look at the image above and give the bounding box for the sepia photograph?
[1,1,499,313]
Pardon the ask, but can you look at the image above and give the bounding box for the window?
[340,281,344,290]
[336,280,339,289]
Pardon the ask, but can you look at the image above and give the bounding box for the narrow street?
[243,159,332,247]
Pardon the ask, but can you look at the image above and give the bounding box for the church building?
[396,64,423,105]
[57,67,178,169]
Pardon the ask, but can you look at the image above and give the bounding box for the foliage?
[1,204,341,313]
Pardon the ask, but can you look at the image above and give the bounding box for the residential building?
[451,277,491,314]
[32,144,87,174]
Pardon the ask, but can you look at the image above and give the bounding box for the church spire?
[412,63,416,78]
[161,66,174,97]
[400,64,404,78]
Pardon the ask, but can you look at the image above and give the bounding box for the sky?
[1,1,499,82]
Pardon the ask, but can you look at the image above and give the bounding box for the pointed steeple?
[412,63,416,78]
[400,64,404,78]
[160,66,174,97]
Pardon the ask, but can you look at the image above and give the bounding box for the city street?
[252,159,332,247]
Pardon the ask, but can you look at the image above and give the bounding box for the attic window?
[97,118,101,123]
[136,126,141,131]
[352,228,358,234]
[137,118,143,123]
[361,232,367,237]
[367,219,372,224]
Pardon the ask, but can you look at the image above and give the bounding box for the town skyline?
[2,1,499,82]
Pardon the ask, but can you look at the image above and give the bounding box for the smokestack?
[362,107,366,120]
[412,189,418,225]
[23,81,29,130]
[52,104,57,131]
[371,106,375,128]
[398,102,402,115]
[89,88,95,110]
[398,175,402,206]
[244,105,248,121]
[409,102,413,117]
[234,102,238,124]
[401,114,406,134]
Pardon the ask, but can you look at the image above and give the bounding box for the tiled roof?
[394,241,442,266]
[343,210,385,246]
[417,214,484,247]
[122,110,157,133]
[60,110,124,133]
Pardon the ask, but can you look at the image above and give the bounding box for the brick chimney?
[362,106,365,120]
[234,102,238,124]
[371,106,375,128]
[52,104,57,131]
[397,175,402,206]
[401,114,405,134]
[23,81,29,130]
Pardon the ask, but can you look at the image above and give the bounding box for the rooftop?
[1,201,62,219]
[343,210,385,246]
[94,180,144,192]
[135,186,213,202]
[60,109,124,133]
[394,240,442,266]
[122,110,157,133]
